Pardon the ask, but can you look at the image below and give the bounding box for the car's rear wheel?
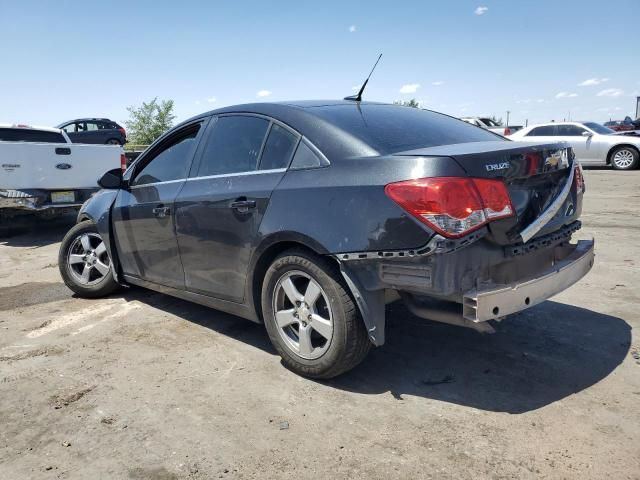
[261,249,371,379]
[58,220,119,298]
[105,138,121,145]
[610,146,639,170]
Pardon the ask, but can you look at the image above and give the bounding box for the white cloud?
[194,100,201,105]
[597,88,624,97]
[399,83,420,94]
[257,90,272,98]
[431,81,445,86]
[348,25,356,33]
[207,97,217,103]
[578,77,609,87]
[474,6,488,15]
[555,92,578,99]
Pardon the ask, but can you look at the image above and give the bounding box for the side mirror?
[98,168,123,189]
[581,131,593,137]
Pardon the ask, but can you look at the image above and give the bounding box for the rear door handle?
[230,199,256,213]
[152,205,171,218]
[55,147,71,155]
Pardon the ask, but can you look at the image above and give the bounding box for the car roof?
[176,101,393,159]
[62,118,113,122]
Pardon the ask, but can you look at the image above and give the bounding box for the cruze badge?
[485,162,510,172]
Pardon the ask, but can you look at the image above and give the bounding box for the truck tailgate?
[0,142,121,190]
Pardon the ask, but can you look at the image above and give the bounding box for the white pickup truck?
[1,124,124,221]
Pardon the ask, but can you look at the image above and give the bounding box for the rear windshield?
[0,128,66,143]
[308,104,502,154]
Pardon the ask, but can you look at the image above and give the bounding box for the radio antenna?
[344,53,382,102]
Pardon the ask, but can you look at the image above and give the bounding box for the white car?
[1,124,124,221]
[509,121,640,170]
[460,117,522,136]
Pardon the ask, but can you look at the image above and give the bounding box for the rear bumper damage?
[338,228,594,346]
[462,239,594,322]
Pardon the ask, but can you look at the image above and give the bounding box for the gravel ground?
[1,169,639,480]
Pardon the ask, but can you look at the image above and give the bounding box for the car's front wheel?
[610,146,639,170]
[261,249,371,379]
[58,220,120,298]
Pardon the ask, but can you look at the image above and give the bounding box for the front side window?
[196,116,270,177]
[527,125,556,136]
[62,123,77,133]
[259,124,298,170]
[132,125,201,186]
[556,125,586,136]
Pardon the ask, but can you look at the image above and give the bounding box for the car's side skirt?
[123,275,260,323]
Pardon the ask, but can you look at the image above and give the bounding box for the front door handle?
[230,199,256,213]
[152,205,171,218]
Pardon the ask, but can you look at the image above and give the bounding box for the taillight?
[384,177,515,238]
[574,163,585,193]
[504,127,512,136]
[120,153,127,172]
[118,127,126,137]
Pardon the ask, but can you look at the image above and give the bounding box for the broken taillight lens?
[384,177,515,238]
[574,163,585,193]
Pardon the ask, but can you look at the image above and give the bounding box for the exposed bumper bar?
[463,239,594,322]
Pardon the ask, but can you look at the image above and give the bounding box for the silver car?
[509,121,640,170]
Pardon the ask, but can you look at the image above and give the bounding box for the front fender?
[77,189,121,282]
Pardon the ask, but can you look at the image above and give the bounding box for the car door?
[112,120,206,288]
[61,122,79,142]
[555,124,599,164]
[175,115,299,303]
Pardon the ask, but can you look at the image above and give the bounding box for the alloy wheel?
[67,233,111,286]
[613,149,635,169]
[272,270,334,360]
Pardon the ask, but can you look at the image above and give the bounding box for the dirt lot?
[1,169,639,479]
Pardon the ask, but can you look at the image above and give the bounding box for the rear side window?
[259,124,298,170]
[196,116,270,176]
[290,141,323,169]
[0,128,66,143]
[132,124,201,186]
[308,104,500,154]
[527,126,556,136]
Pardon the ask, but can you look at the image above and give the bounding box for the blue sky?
[1,0,639,128]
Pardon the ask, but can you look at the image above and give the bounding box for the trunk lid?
[395,141,580,245]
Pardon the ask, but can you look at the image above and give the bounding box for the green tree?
[393,98,420,108]
[125,97,176,146]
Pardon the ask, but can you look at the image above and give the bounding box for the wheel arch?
[247,232,383,346]
[606,143,640,165]
[248,233,337,321]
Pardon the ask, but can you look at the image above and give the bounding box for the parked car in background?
[604,120,635,132]
[1,124,125,223]
[460,116,522,136]
[58,101,592,379]
[57,118,127,145]
[509,121,640,170]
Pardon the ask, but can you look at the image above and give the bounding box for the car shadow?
[326,300,630,414]
[0,214,76,248]
[118,289,630,414]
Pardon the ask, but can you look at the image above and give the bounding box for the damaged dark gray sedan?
[58,101,594,378]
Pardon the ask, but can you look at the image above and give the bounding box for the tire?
[105,138,122,145]
[58,220,120,298]
[610,146,639,170]
[261,249,371,379]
